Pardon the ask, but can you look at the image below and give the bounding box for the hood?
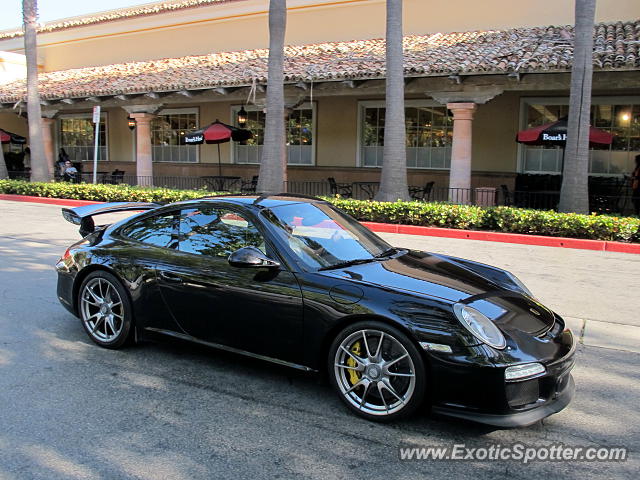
[327,251,555,335]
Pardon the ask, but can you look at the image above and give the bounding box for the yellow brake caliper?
[347,341,362,385]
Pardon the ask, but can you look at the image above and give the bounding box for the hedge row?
[330,198,640,243]
[0,179,222,203]
[1,180,639,243]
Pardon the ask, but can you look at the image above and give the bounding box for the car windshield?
[262,202,392,270]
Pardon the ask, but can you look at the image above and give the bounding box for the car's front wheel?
[78,271,133,349]
[328,321,426,421]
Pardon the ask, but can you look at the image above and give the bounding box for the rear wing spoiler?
[62,202,161,236]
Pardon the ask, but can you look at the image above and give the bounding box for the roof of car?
[197,194,326,208]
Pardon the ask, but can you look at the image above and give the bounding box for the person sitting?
[57,148,70,178]
[62,160,78,182]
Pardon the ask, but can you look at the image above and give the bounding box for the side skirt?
[144,327,318,373]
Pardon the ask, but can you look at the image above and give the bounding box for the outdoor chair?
[500,184,512,206]
[409,181,434,201]
[328,177,353,197]
[241,175,259,194]
[107,169,125,184]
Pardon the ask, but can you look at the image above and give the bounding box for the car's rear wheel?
[78,271,133,349]
[328,321,426,422]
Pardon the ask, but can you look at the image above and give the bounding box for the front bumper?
[427,328,576,427]
[432,373,575,427]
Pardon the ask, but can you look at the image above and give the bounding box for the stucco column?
[447,102,476,204]
[41,117,56,177]
[130,113,155,186]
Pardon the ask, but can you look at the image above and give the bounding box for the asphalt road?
[0,201,637,479]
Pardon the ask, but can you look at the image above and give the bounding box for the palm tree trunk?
[558,0,596,214]
[23,0,50,183]
[257,0,287,194]
[0,144,8,179]
[375,0,409,202]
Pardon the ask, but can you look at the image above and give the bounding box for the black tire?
[328,320,426,422]
[77,271,133,349]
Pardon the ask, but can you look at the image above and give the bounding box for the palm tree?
[23,0,50,182]
[257,0,287,194]
[558,0,596,214]
[375,0,409,202]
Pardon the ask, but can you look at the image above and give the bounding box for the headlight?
[453,303,506,349]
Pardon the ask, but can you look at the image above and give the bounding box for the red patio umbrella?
[516,118,613,146]
[516,117,613,173]
[0,129,27,145]
[184,120,252,178]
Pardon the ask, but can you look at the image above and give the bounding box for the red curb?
[0,194,99,207]
[2,194,639,254]
[361,221,640,254]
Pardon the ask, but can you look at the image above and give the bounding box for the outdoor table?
[201,175,242,191]
[352,181,380,200]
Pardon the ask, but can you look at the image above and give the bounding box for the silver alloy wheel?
[80,277,124,343]
[334,329,416,416]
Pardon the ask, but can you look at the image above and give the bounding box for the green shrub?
[1,180,639,243]
[0,179,222,203]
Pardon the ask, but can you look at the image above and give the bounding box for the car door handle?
[159,271,183,284]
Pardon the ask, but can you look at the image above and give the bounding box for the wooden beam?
[60,98,75,104]
[294,81,309,90]
[114,94,129,101]
[145,92,160,99]
[86,96,102,103]
[214,87,229,95]
[177,90,193,97]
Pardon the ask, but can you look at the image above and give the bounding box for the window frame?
[152,107,200,164]
[518,96,640,177]
[119,209,180,249]
[57,112,109,162]
[356,99,452,169]
[230,103,317,166]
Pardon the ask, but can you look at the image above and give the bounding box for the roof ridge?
[0,0,246,40]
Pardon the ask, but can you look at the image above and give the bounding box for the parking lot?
[0,200,638,479]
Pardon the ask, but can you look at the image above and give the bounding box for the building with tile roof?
[0,0,639,206]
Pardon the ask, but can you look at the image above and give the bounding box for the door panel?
[156,205,304,364]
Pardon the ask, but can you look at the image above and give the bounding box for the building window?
[59,114,107,162]
[359,101,452,168]
[231,104,315,165]
[152,108,198,163]
[521,98,640,175]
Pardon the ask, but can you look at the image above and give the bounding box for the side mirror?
[228,246,280,269]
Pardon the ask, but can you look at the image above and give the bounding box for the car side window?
[178,207,265,257]
[121,213,178,248]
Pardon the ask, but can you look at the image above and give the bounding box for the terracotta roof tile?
[0,20,638,103]
[0,1,245,40]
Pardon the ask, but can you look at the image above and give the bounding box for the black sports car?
[56,194,575,426]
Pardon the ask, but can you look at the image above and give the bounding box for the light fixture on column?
[237,106,248,128]
[127,118,136,130]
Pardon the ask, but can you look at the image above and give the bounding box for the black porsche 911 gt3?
[56,194,575,426]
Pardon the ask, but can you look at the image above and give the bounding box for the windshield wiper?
[375,247,403,258]
[317,258,381,271]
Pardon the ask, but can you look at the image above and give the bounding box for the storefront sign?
[541,133,567,142]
